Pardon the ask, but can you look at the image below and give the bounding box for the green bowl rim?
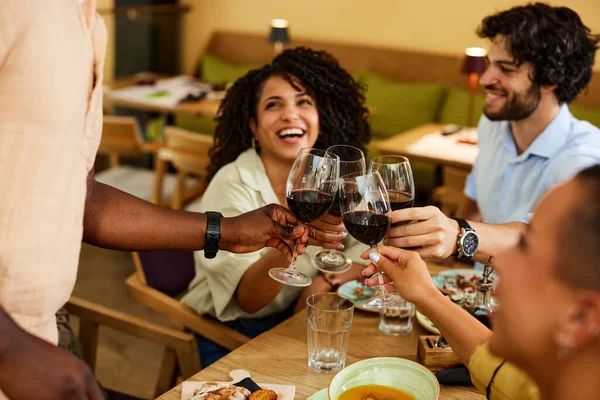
[327,357,440,400]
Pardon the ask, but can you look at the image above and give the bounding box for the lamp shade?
[269,19,290,44]
[462,47,487,75]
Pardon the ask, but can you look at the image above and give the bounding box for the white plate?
[181,369,295,400]
[337,280,378,313]
[307,388,328,400]
[416,311,440,335]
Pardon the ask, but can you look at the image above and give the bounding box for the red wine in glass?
[388,190,414,227]
[268,148,339,287]
[342,210,391,246]
[287,189,335,224]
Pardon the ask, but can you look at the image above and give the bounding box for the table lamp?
[462,47,487,127]
[269,19,289,55]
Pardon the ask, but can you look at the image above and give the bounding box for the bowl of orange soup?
[328,357,439,400]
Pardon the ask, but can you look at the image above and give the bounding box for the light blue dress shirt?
[465,104,600,225]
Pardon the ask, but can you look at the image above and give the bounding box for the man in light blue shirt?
[467,104,600,226]
[385,4,600,266]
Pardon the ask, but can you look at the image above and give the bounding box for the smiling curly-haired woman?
[181,47,372,367]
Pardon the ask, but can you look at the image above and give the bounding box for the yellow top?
[469,342,540,400]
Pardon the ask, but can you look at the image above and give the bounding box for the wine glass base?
[268,268,312,287]
[362,293,403,310]
[311,250,353,274]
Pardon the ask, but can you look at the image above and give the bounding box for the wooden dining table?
[156,299,484,400]
[105,76,221,118]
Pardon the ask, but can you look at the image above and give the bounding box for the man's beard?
[483,82,541,121]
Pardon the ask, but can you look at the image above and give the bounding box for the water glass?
[378,299,415,336]
[307,293,354,373]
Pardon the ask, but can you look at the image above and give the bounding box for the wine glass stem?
[377,272,390,300]
[286,241,300,272]
[371,245,390,300]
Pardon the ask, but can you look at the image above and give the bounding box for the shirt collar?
[501,103,572,161]
[235,149,280,205]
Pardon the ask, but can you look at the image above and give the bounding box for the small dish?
[337,280,377,313]
[416,311,440,335]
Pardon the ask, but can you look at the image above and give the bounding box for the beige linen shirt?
[181,149,368,322]
[0,0,106,352]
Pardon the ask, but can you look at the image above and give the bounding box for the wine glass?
[312,145,366,274]
[338,171,401,309]
[268,148,339,287]
[369,155,415,227]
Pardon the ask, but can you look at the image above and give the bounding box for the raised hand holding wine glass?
[311,145,366,274]
[338,171,402,309]
[268,148,339,287]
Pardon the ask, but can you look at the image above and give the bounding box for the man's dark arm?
[0,305,103,400]
[83,168,208,251]
[83,169,307,257]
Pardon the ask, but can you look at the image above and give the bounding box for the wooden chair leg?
[171,170,188,210]
[154,346,178,399]
[175,335,201,380]
[79,319,99,373]
[152,158,168,206]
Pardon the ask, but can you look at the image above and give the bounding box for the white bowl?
[328,357,439,400]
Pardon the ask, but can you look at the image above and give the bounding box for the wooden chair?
[95,115,179,203]
[127,127,249,391]
[125,251,251,394]
[431,166,470,216]
[65,296,200,399]
[151,125,214,209]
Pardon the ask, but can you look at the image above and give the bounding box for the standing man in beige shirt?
[0,1,313,399]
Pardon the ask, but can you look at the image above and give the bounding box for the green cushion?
[570,103,600,128]
[439,86,486,126]
[174,114,218,135]
[201,53,260,84]
[354,68,446,138]
[146,116,167,141]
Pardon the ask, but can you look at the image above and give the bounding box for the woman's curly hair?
[207,47,370,181]
[477,2,600,104]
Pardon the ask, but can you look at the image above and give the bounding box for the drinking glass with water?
[307,293,354,373]
[379,299,415,336]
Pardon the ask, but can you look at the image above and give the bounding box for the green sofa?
[150,55,600,192]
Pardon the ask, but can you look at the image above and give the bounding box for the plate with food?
[337,279,377,313]
[416,311,440,335]
[432,269,497,308]
[182,370,295,400]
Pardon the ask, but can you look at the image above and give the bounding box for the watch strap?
[204,211,223,259]
[453,217,472,231]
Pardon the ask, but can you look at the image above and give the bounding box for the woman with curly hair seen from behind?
[181,47,371,367]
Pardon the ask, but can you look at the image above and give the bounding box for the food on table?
[352,285,365,298]
[438,273,495,308]
[191,384,252,400]
[248,389,278,400]
[337,384,415,400]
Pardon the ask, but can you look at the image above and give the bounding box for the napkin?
[234,377,262,393]
[435,365,473,386]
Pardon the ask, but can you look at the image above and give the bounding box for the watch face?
[462,232,479,256]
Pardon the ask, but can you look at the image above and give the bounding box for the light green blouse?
[181,148,368,322]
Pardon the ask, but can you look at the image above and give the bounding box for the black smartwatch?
[452,218,479,259]
[204,211,223,259]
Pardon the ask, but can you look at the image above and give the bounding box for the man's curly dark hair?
[207,47,370,181]
[477,2,600,104]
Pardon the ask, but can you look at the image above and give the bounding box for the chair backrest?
[163,125,213,176]
[98,115,146,167]
[151,126,214,208]
[133,251,196,297]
